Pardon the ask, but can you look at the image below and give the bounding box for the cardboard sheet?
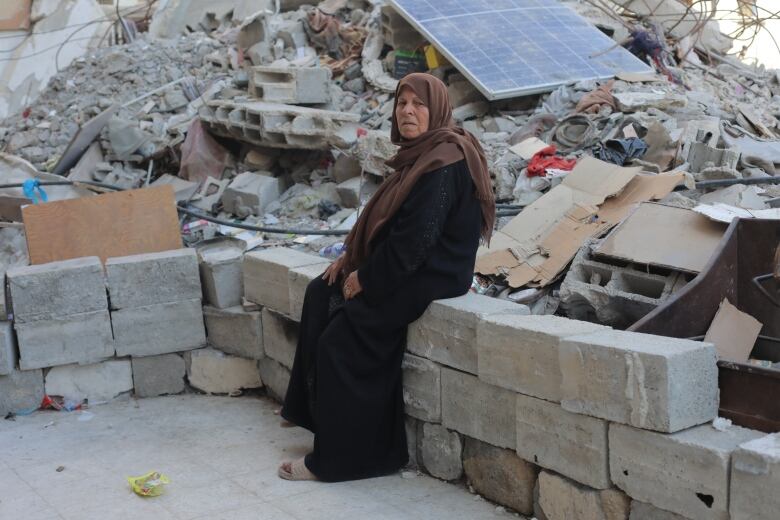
[476,157,684,287]
[22,185,182,265]
[595,203,727,273]
[704,298,762,362]
[509,137,548,160]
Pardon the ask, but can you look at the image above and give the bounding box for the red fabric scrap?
[526,145,577,177]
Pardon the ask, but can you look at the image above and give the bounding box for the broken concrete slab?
[688,142,740,173]
[730,433,780,520]
[614,91,687,112]
[222,172,284,218]
[16,310,114,370]
[203,305,263,360]
[420,422,462,481]
[248,65,331,104]
[261,308,298,370]
[198,245,244,309]
[131,354,186,398]
[0,368,43,416]
[106,249,201,310]
[407,292,529,375]
[45,359,133,403]
[7,256,107,323]
[112,299,206,357]
[244,247,325,315]
[537,471,630,520]
[185,347,263,395]
[559,330,719,433]
[402,353,441,423]
[0,321,17,375]
[257,356,291,402]
[288,261,331,322]
[463,437,538,516]
[610,423,763,520]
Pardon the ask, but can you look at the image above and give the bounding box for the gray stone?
[7,256,107,322]
[730,433,780,520]
[257,356,290,402]
[516,393,610,490]
[185,348,263,394]
[463,437,538,516]
[336,177,361,208]
[222,172,283,217]
[0,369,43,416]
[610,423,763,520]
[630,502,689,520]
[106,248,201,310]
[244,247,324,315]
[45,360,133,402]
[477,314,605,402]
[131,354,186,397]
[331,153,361,183]
[199,246,244,309]
[538,471,630,520]
[0,321,16,375]
[420,423,462,481]
[408,293,529,374]
[402,353,441,423]
[559,330,719,433]
[15,310,114,370]
[203,306,263,360]
[288,261,330,322]
[261,308,298,369]
[441,367,516,449]
[405,417,419,468]
[112,299,206,357]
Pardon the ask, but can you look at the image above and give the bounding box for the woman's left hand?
[342,271,363,300]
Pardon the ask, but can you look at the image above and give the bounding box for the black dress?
[281,159,482,482]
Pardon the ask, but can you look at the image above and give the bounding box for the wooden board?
[22,185,182,265]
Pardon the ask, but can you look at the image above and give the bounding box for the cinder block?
[407,293,529,374]
[261,308,298,369]
[222,172,283,217]
[0,321,17,375]
[463,437,538,516]
[516,393,610,490]
[730,433,780,520]
[45,359,133,402]
[538,471,630,520]
[630,501,690,520]
[199,246,244,309]
[131,354,186,398]
[257,356,290,402]
[185,347,263,394]
[112,299,206,357]
[7,256,106,322]
[244,247,324,314]
[15,310,114,370]
[610,423,763,520]
[380,5,427,51]
[288,261,330,322]
[559,330,718,432]
[477,314,606,402]
[402,353,441,423]
[441,367,515,449]
[248,65,330,104]
[420,422,462,481]
[203,306,263,360]
[0,369,43,416]
[106,249,200,310]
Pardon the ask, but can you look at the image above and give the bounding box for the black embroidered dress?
[281,159,482,481]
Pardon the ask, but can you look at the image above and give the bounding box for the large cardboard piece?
[704,298,762,362]
[22,185,182,265]
[595,203,727,273]
[476,157,683,287]
[0,0,31,30]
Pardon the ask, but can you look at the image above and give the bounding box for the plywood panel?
[22,185,182,265]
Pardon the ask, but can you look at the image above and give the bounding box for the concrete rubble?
[1,0,780,518]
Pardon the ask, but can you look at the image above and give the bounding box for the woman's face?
[395,86,430,139]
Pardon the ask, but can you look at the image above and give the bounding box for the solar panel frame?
[388,0,653,100]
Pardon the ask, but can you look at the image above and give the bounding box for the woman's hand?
[322,254,346,286]
[342,271,363,300]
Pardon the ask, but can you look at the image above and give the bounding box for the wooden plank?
[22,185,182,265]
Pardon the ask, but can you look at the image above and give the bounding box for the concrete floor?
[0,394,524,520]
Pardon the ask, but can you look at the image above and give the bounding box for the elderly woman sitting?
[278,72,495,482]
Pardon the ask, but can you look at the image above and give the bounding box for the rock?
[185,348,262,394]
[538,471,630,520]
[420,423,463,481]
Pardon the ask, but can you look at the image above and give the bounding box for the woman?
[278,72,495,482]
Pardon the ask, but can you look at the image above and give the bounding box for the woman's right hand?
[322,253,346,286]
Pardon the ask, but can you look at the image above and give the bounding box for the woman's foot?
[278,457,318,481]
[280,419,295,428]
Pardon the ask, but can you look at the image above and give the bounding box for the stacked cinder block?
[107,249,205,397]
[248,65,331,104]
[380,5,427,52]
[199,100,360,150]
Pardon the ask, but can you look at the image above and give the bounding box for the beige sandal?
[278,457,318,481]
[280,419,295,428]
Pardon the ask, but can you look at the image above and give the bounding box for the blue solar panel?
[389,0,653,100]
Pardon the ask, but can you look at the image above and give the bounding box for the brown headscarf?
[343,73,495,275]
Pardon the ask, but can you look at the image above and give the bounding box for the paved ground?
[0,394,523,520]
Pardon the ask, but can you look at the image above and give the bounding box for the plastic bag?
[127,471,170,497]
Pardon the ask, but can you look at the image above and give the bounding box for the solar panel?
[388,0,653,100]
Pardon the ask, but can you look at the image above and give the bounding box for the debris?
[704,298,762,363]
[594,138,648,166]
[127,471,171,497]
[526,146,576,178]
[178,120,232,183]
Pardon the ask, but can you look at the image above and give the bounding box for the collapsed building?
[1,0,780,518]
